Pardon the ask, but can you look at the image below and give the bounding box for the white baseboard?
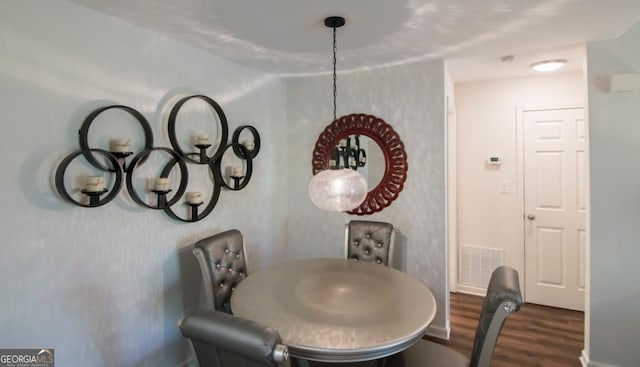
[424,324,450,340]
[588,361,622,367]
[580,350,588,367]
[455,283,486,297]
[580,351,622,367]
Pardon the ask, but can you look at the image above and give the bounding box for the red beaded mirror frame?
[311,113,408,215]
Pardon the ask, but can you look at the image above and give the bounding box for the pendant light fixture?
[308,16,368,212]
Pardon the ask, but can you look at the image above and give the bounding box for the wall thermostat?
[486,156,502,165]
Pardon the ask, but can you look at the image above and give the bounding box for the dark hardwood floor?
[424,292,585,367]
[300,292,584,367]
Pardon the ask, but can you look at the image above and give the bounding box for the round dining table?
[230,258,437,363]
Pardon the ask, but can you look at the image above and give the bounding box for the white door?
[523,107,586,311]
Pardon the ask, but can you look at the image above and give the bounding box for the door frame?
[515,104,585,302]
[447,97,457,294]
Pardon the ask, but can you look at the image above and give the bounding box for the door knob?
[527,214,536,220]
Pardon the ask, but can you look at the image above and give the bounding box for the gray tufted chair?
[384,266,523,367]
[179,308,290,367]
[192,229,248,314]
[345,220,397,266]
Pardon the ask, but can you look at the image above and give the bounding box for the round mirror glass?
[355,135,384,189]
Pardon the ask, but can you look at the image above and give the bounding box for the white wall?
[285,61,449,337]
[455,72,585,292]
[586,20,640,367]
[0,2,287,366]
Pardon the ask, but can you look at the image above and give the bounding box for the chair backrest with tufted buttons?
[192,229,248,313]
[345,220,396,266]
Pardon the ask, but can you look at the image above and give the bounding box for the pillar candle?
[154,177,169,191]
[110,139,131,153]
[185,192,202,204]
[242,140,255,151]
[84,176,105,192]
[194,134,209,145]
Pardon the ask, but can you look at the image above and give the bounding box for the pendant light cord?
[332,25,338,123]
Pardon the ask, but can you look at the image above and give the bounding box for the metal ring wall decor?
[55,149,123,207]
[54,97,261,223]
[312,113,408,215]
[161,156,222,223]
[79,105,154,171]
[232,125,261,159]
[168,94,228,165]
[125,147,189,209]
[214,143,253,191]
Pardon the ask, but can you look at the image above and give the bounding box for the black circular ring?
[168,95,229,165]
[55,149,123,208]
[79,105,154,172]
[125,147,189,209]
[214,144,253,191]
[231,125,261,159]
[161,156,222,222]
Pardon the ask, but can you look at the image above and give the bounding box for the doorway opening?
[448,69,588,311]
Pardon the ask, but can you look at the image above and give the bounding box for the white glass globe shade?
[308,169,368,211]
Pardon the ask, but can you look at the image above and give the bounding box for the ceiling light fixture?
[530,59,567,72]
[308,16,367,212]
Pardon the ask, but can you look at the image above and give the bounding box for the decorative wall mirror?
[312,113,408,215]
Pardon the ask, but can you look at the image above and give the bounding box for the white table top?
[230,258,437,362]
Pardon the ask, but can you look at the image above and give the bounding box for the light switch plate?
[499,180,510,194]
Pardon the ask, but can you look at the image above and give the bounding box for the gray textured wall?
[0,2,288,366]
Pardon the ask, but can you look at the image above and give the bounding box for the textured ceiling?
[70,0,640,81]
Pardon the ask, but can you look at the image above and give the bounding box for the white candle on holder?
[154,177,169,191]
[194,134,209,145]
[110,139,131,153]
[242,140,255,151]
[84,176,105,192]
[185,192,203,204]
[232,166,243,177]
[338,139,347,147]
